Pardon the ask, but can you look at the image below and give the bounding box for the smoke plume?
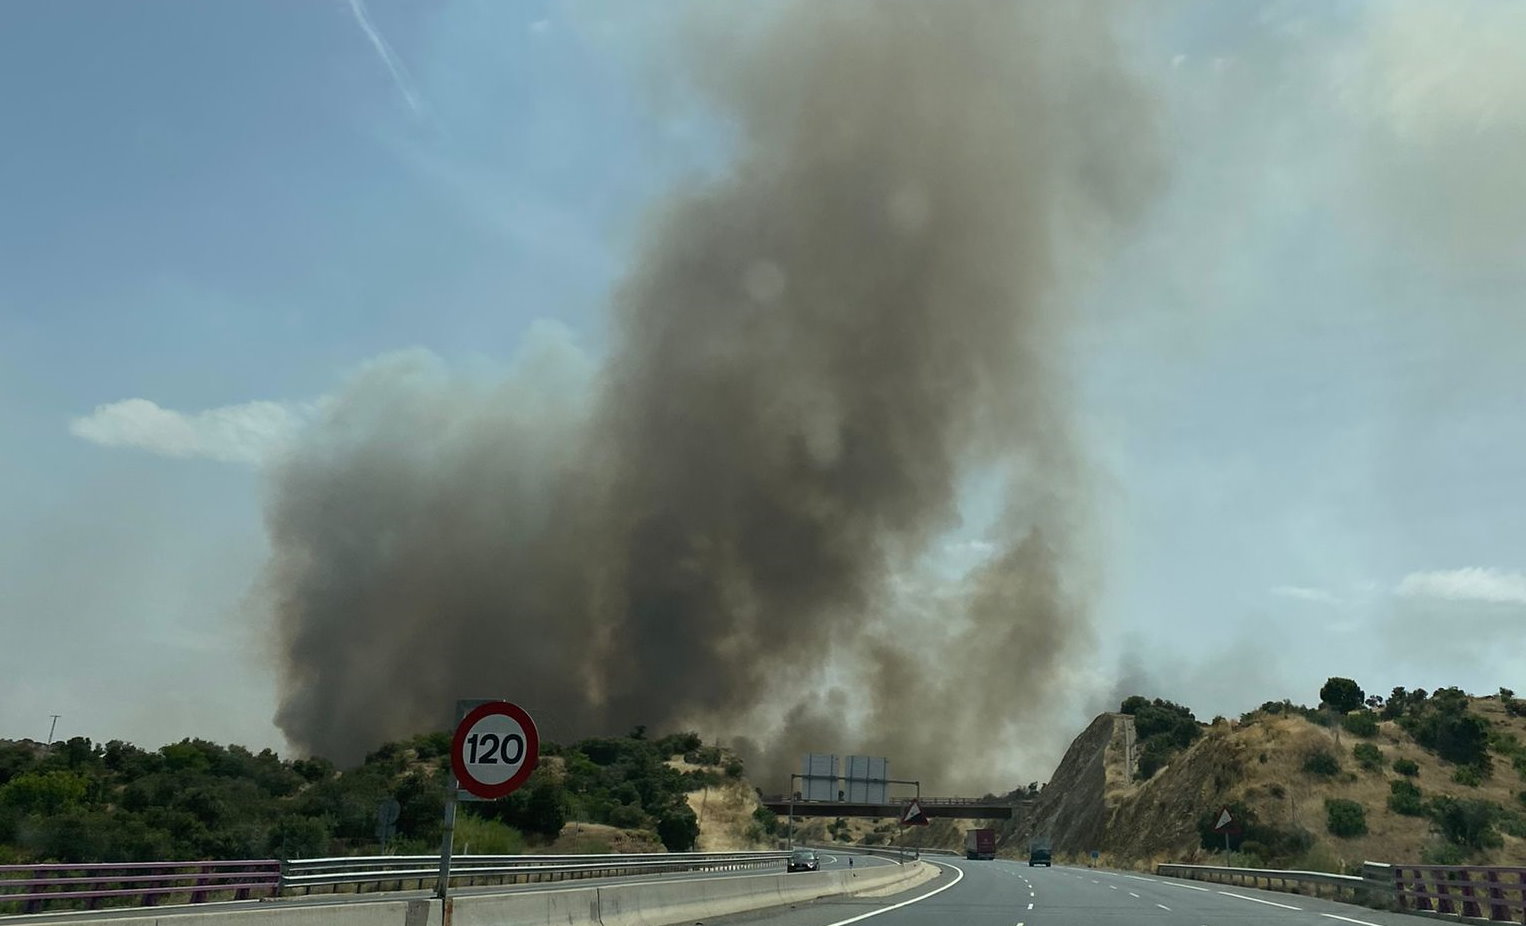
[266,2,1158,791]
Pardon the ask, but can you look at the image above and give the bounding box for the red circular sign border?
[451,700,540,800]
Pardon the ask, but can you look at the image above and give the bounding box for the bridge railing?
[1385,863,1526,922]
[1158,859,1526,922]
[0,859,281,914]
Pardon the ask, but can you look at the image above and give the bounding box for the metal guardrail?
[1156,863,1373,900]
[762,795,1022,807]
[1159,860,1526,922]
[0,852,788,914]
[0,859,281,914]
[799,843,914,864]
[281,851,790,895]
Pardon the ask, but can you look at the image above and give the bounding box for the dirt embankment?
[1027,696,1526,870]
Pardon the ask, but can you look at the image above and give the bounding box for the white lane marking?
[1124,875,1156,883]
[1218,890,1302,910]
[817,862,966,926]
[1162,881,1210,892]
[1155,903,1170,911]
[1026,902,1034,910]
[1129,891,1140,898]
[1109,884,1119,890]
[1321,915,1385,926]
[1090,879,1101,884]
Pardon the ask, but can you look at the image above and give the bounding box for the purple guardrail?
[0,859,281,914]
[1392,864,1526,923]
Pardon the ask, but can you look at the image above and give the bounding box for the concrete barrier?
[31,861,928,926]
[15,899,432,926]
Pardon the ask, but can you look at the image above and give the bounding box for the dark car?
[787,849,820,872]
[1028,847,1052,867]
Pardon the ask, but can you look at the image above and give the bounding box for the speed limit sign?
[450,701,539,800]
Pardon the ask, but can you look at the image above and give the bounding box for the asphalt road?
[712,856,1455,926]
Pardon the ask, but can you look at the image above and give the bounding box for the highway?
[715,855,1452,926]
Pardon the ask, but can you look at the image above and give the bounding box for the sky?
[2,1,1523,782]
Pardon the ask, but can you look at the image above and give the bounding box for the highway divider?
[18,857,932,926]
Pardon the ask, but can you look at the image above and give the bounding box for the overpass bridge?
[758,795,1032,819]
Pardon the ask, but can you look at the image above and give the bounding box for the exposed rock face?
[1005,712,1132,855]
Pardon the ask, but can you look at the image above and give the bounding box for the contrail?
[346,0,422,115]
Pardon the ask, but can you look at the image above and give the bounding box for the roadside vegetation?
[0,727,726,864]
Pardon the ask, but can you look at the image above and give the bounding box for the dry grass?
[545,822,665,854]
[1198,699,1526,866]
[686,779,771,850]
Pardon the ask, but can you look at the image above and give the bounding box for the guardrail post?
[191,863,210,904]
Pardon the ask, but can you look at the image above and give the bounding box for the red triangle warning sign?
[901,799,929,826]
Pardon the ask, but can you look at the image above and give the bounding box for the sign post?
[1212,806,1240,852]
[438,701,539,904]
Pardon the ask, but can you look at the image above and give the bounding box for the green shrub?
[451,814,525,855]
[1393,758,1420,777]
[1388,780,1425,816]
[1343,711,1380,738]
[1325,798,1368,838]
[1420,841,1468,865]
[1353,743,1384,772]
[1500,812,1526,839]
[1400,688,1492,769]
[1426,796,1503,850]
[1452,765,1486,787]
[1303,750,1341,777]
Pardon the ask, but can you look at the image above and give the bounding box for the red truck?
[964,828,996,860]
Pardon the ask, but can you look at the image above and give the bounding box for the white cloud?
[1395,567,1526,605]
[1271,585,1340,604]
[70,398,307,465]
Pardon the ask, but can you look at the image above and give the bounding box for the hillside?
[0,728,769,864]
[1020,686,1526,871]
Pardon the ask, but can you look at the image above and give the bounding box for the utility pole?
[45,715,61,749]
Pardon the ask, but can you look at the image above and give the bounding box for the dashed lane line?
[1217,890,1302,911]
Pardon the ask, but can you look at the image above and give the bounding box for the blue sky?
[3,1,1523,775]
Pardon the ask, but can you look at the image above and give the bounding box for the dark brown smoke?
[266,1,1158,792]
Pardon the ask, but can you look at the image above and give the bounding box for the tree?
[1320,678,1365,715]
[656,806,699,851]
